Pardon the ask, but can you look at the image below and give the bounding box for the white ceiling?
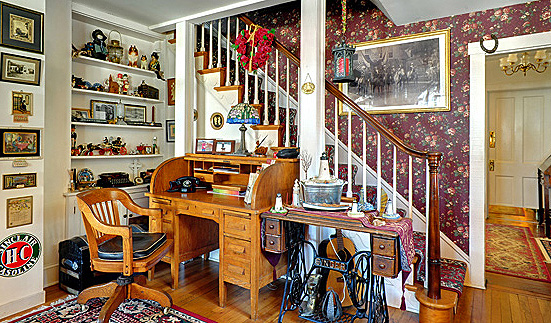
[72,0,534,30]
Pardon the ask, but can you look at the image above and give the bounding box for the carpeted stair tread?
[413,231,467,296]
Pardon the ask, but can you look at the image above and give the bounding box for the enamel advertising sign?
[0,232,41,277]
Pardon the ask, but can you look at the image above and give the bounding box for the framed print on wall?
[6,195,33,228]
[167,78,175,105]
[90,100,116,122]
[71,107,90,120]
[0,52,41,86]
[346,29,450,114]
[0,2,44,53]
[11,90,32,115]
[124,104,146,122]
[3,172,36,190]
[166,119,175,142]
[1,128,40,158]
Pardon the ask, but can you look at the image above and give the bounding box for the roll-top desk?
[147,154,299,319]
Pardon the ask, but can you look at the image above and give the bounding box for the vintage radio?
[97,172,134,188]
[138,81,159,100]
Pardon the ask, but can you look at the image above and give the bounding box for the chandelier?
[499,50,549,76]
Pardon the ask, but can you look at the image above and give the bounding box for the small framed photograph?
[166,119,175,142]
[167,78,175,105]
[1,52,41,86]
[0,2,44,53]
[71,108,90,120]
[214,140,235,154]
[1,128,40,158]
[3,173,37,190]
[90,100,117,121]
[195,138,215,154]
[124,104,146,122]
[7,195,33,228]
[11,91,32,115]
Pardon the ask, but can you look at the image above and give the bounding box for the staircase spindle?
[217,19,221,68]
[334,97,339,177]
[226,18,230,86]
[425,160,430,287]
[363,121,367,203]
[254,72,259,104]
[377,132,381,212]
[234,18,240,85]
[275,50,280,125]
[201,24,205,52]
[347,109,352,198]
[263,61,269,125]
[393,146,397,214]
[208,21,213,69]
[285,58,290,147]
[409,156,413,218]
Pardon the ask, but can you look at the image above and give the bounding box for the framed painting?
[166,119,175,142]
[195,138,215,154]
[3,172,36,190]
[124,104,146,122]
[214,140,235,154]
[6,195,33,228]
[344,29,450,114]
[167,78,175,105]
[0,2,44,53]
[0,52,41,85]
[11,91,32,115]
[1,128,40,158]
[90,100,116,122]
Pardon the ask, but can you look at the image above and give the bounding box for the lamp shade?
[227,103,261,125]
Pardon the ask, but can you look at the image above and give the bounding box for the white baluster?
[201,24,205,52]
[347,109,352,198]
[263,61,269,125]
[244,27,249,104]
[334,97,339,177]
[208,21,213,69]
[409,155,413,218]
[253,39,259,104]
[234,18,240,85]
[226,18,230,85]
[362,121,366,203]
[393,146,397,214]
[275,50,280,125]
[285,58,290,147]
[217,19,221,68]
[377,133,381,212]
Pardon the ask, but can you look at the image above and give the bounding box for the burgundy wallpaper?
[248,0,551,253]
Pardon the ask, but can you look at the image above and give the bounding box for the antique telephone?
[167,176,200,193]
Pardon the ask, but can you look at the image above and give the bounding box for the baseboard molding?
[44,263,59,288]
[0,291,45,319]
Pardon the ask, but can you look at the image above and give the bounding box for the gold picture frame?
[343,29,450,114]
[11,91,33,115]
[6,195,33,228]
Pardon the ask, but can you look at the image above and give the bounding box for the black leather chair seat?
[98,232,167,261]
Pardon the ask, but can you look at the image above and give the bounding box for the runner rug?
[485,223,551,282]
[6,296,217,323]
[535,238,551,263]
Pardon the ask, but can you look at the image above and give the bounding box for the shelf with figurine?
[71,154,163,160]
[71,121,162,130]
[71,135,162,158]
[72,88,163,103]
[72,55,156,77]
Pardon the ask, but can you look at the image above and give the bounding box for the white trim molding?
[468,30,551,289]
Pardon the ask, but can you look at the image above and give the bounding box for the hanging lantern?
[107,30,123,64]
[332,0,355,83]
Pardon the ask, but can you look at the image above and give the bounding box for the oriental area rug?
[485,223,551,282]
[6,296,217,323]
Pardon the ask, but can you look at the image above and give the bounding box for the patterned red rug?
[6,296,217,323]
[486,223,551,282]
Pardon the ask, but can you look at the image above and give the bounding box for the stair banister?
[238,14,443,300]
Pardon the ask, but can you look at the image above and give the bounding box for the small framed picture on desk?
[214,140,235,154]
[196,138,215,154]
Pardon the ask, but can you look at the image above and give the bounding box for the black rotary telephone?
[167,176,201,193]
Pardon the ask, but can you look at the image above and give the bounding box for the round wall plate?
[210,112,224,130]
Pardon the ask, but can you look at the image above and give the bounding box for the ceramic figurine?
[91,29,108,60]
[292,179,301,207]
[116,73,124,94]
[140,55,148,69]
[149,52,165,80]
[270,193,287,214]
[122,74,130,95]
[108,75,119,94]
[128,45,139,67]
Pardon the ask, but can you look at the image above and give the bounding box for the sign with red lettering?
[0,233,40,277]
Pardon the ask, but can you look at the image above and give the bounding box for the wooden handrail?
[238,14,443,300]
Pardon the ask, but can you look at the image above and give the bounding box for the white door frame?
[468,31,551,289]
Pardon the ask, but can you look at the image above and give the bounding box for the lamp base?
[232,123,250,156]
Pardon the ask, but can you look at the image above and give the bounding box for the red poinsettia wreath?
[232,24,275,73]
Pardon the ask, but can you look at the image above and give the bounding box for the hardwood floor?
[5,205,551,322]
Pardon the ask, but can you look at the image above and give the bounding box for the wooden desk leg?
[219,280,227,307]
[250,286,259,320]
[219,217,226,307]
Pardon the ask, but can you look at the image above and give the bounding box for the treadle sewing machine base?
[277,239,389,323]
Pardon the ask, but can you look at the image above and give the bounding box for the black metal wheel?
[347,253,371,308]
[288,273,304,306]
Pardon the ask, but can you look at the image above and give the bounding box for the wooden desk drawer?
[194,172,214,183]
[151,197,172,207]
[223,258,250,286]
[265,234,285,253]
[265,218,281,235]
[373,254,397,277]
[372,236,396,257]
[174,200,192,213]
[194,204,220,219]
[224,213,251,240]
[224,236,251,262]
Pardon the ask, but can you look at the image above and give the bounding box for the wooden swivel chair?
[76,188,173,323]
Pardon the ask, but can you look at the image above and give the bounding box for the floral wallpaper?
[248,0,551,253]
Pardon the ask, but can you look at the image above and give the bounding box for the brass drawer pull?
[269,240,275,245]
[379,244,385,250]
[269,224,275,229]
[379,263,386,269]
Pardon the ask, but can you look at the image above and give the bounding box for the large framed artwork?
[0,2,44,53]
[342,29,450,114]
[1,128,40,158]
[6,195,33,228]
[90,100,116,122]
[0,52,41,86]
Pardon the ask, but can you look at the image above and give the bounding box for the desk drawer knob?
[269,224,275,229]
[378,263,386,269]
[269,240,275,245]
[379,244,385,250]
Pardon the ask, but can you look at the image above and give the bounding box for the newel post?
[427,152,442,299]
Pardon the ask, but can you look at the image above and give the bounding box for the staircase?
[193,14,466,321]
